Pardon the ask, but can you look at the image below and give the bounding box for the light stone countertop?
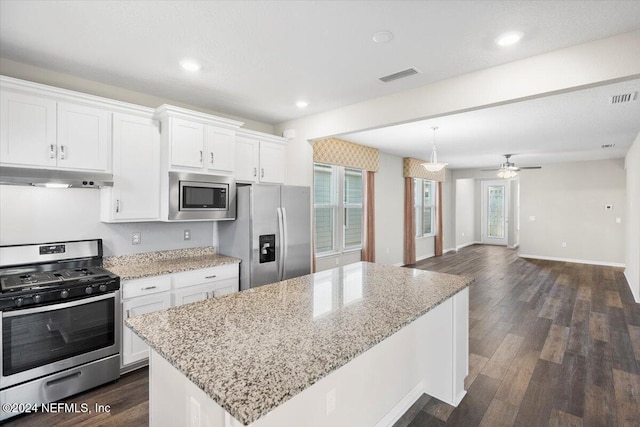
[103,247,240,280]
[125,261,473,425]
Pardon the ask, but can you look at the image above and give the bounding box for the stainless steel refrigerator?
[218,184,311,290]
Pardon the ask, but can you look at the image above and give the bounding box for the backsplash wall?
[0,185,214,256]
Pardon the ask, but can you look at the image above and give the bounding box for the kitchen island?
[125,262,473,427]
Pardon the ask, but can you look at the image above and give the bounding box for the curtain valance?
[313,138,379,172]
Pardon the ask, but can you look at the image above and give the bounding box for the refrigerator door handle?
[281,207,288,280]
[277,207,285,281]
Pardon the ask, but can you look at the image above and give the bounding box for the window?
[314,163,363,254]
[414,178,435,237]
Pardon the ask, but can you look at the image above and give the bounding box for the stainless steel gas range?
[0,239,120,421]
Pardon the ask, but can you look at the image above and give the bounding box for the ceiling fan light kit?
[482,154,542,178]
[421,126,448,172]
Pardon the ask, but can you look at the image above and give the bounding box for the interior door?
[481,180,509,246]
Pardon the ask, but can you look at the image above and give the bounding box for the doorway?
[481,180,509,246]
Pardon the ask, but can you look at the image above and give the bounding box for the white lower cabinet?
[122,292,171,366]
[121,264,239,369]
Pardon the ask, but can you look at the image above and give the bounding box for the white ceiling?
[340,79,640,169]
[1,1,639,169]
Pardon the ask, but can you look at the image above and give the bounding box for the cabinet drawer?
[122,276,172,299]
[172,264,239,289]
[211,277,238,297]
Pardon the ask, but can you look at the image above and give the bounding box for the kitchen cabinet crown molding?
[236,127,288,145]
[155,104,243,130]
[0,75,155,118]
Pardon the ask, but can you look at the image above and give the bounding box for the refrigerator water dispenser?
[259,234,276,263]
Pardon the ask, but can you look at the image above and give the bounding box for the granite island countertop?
[103,247,240,280]
[125,261,473,425]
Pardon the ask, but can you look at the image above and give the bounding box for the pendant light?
[421,126,448,172]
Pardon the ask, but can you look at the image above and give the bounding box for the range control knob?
[14,297,24,307]
[60,290,69,299]
[85,286,93,295]
[33,294,42,304]
[99,284,107,292]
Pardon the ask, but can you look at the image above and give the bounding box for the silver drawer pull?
[46,372,81,387]
[126,309,131,318]
[141,286,157,290]
[253,167,257,177]
[205,275,217,279]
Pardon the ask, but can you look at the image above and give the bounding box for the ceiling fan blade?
[480,168,500,171]
[519,166,542,169]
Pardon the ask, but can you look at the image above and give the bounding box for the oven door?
[1,291,120,390]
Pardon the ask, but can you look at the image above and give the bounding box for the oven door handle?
[2,292,116,317]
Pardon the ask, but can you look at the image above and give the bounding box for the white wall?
[519,159,626,266]
[0,186,214,256]
[455,179,475,249]
[625,133,640,302]
[374,152,404,265]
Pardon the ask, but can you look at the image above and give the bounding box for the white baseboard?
[624,270,640,303]
[392,262,404,267]
[416,254,435,262]
[455,241,480,251]
[519,254,625,268]
[444,247,456,254]
[508,243,520,249]
[375,381,425,427]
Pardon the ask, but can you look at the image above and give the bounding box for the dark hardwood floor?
[396,244,640,427]
[5,245,639,426]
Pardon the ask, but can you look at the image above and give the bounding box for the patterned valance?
[313,138,379,172]
[403,157,446,182]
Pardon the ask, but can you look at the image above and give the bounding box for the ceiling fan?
[481,154,542,178]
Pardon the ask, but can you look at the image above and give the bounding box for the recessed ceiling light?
[372,31,394,44]
[180,60,201,72]
[495,31,524,47]
[296,101,308,109]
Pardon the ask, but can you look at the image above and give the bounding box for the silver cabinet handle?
[205,275,217,279]
[59,145,66,160]
[253,167,257,177]
[116,200,120,213]
[261,168,265,178]
[205,292,211,299]
[141,286,157,290]
[126,309,131,318]
[49,144,56,159]
[199,150,203,163]
[210,152,214,164]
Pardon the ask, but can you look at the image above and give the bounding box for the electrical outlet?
[562,242,567,248]
[131,232,141,245]
[529,216,536,221]
[326,388,336,415]
[184,229,191,240]
[616,217,622,224]
[461,232,465,237]
[386,247,390,254]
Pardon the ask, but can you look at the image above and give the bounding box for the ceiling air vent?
[379,68,420,83]
[601,144,616,149]
[610,92,637,104]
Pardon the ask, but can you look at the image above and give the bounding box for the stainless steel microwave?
[168,172,236,221]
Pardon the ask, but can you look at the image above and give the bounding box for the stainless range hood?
[0,166,113,188]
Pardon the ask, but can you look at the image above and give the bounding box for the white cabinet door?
[172,283,215,307]
[57,102,110,171]
[211,277,238,297]
[205,126,235,174]
[234,136,259,182]
[106,113,160,222]
[122,293,171,367]
[170,118,205,169]
[0,91,57,167]
[259,140,286,183]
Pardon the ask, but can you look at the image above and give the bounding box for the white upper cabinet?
[156,105,243,175]
[169,118,206,169]
[235,136,260,182]
[101,113,160,222]
[56,102,110,171]
[235,129,287,184]
[206,126,235,173]
[0,78,111,172]
[1,90,57,167]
